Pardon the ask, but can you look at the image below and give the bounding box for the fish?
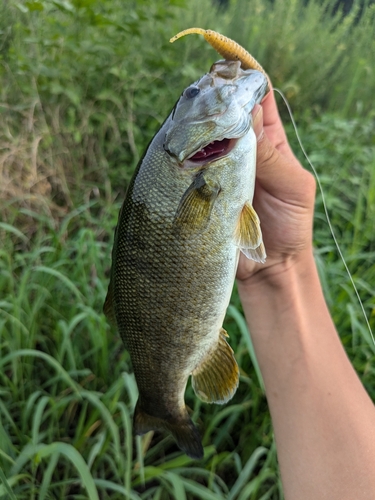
[104,35,268,460]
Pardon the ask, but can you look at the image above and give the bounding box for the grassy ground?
[1,0,375,498]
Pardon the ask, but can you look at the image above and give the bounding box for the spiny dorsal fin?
[234,202,266,263]
[191,328,239,404]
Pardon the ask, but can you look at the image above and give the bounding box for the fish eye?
[184,86,200,99]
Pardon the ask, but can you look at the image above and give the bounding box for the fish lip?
[181,137,238,168]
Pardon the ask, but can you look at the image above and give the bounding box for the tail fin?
[133,401,203,460]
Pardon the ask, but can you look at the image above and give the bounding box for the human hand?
[236,87,316,283]
[235,90,375,500]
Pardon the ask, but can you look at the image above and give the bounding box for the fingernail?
[252,104,264,140]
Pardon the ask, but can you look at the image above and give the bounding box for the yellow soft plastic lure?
[170,27,270,92]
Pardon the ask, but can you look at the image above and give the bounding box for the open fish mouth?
[186,137,237,166]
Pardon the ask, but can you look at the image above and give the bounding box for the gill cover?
[164,61,267,163]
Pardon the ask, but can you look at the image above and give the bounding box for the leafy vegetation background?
[0,0,374,498]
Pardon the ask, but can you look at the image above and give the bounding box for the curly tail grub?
[170,28,270,91]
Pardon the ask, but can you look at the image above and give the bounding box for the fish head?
[163,60,267,166]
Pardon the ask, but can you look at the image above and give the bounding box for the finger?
[252,104,264,140]
[261,88,293,157]
[253,105,316,209]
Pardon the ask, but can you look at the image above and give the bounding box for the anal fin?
[192,328,239,404]
[234,202,266,263]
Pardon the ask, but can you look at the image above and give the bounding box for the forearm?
[238,249,375,499]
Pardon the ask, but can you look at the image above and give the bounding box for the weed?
[1,0,374,498]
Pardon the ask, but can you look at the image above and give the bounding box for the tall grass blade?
[0,349,81,395]
[181,477,226,499]
[31,395,50,446]
[0,223,28,243]
[0,466,17,500]
[14,443,99,500]
[38,452,59,500]
[117,401,133,496]
[94,479,142,499]
[80,390,121,461]
[33,266,84,300]
[227,305,265,391]
[162,471,187,500]
[227,447,268,500]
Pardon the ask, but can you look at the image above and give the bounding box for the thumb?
[252,103,264,141]
[253,104,288,184]
[252,104,315,207]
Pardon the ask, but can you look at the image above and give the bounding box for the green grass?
[1,0,375,498]
[0,203,283,498]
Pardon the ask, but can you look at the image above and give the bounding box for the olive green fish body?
[105,60,267,459]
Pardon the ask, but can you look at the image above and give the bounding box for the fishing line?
[273,87,375,347]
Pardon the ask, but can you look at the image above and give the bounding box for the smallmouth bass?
[104,58,268,459]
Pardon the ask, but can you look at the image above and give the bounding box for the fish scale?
[104,60,267,458]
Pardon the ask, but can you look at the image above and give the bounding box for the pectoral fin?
[191,328,239,404]
[234,202,266,263]
[173,173,220,234]
[241,242,267,263]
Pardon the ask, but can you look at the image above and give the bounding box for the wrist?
[237,247,319,294]
[236,245,331,368]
